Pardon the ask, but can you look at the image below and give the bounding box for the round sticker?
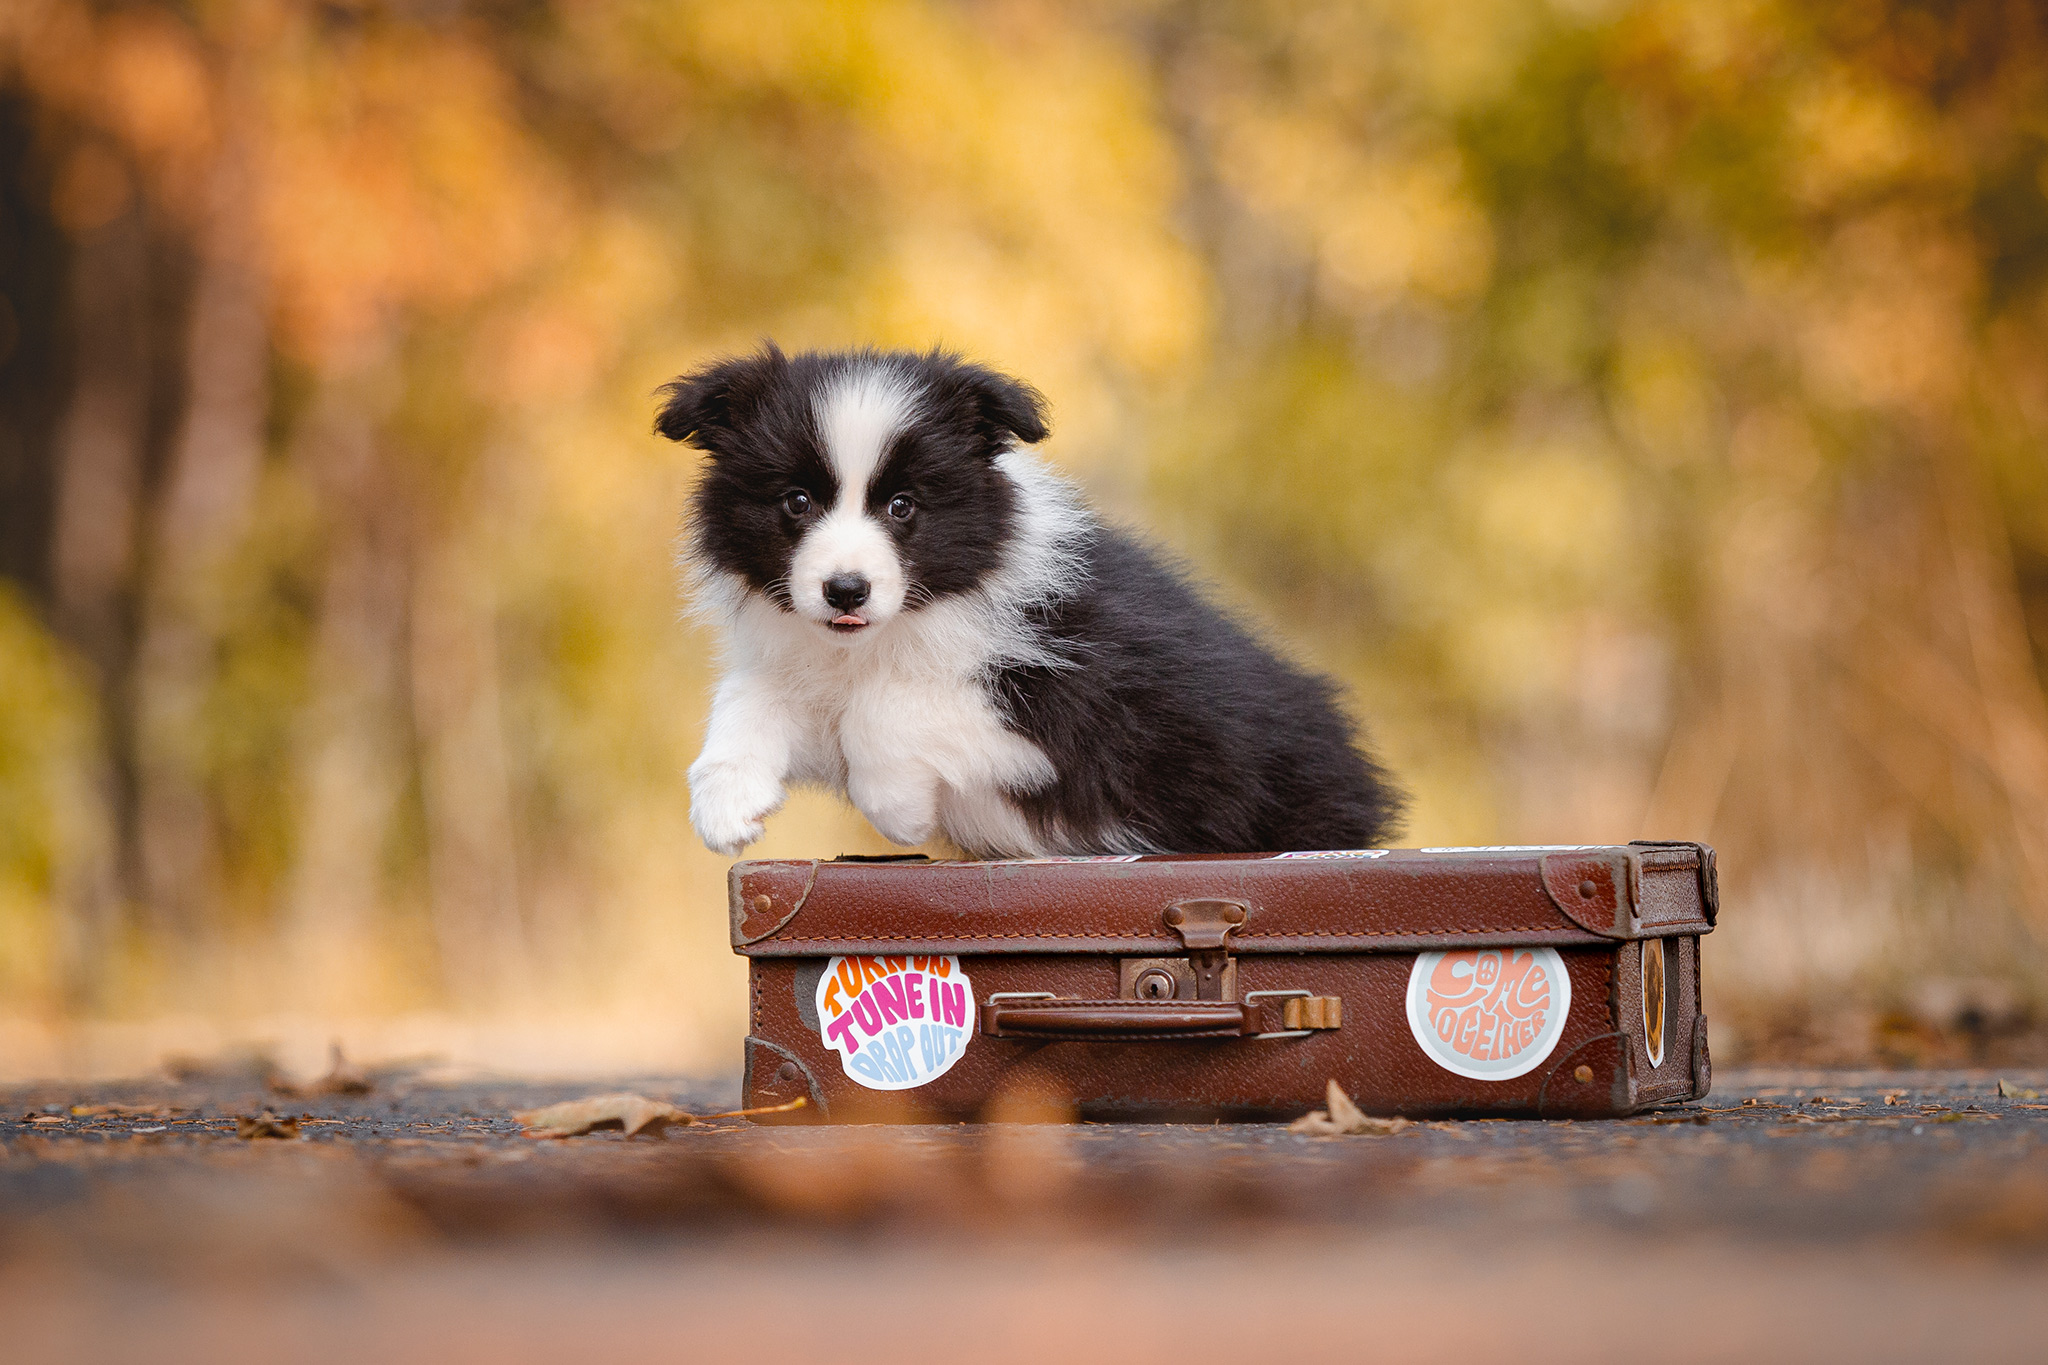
[1405,947,1571,1081]
[816,955,974,1091]
[1642,938,1666,1068]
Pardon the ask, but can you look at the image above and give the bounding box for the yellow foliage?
[0,586,99,1009]
[3,0,2048,1070]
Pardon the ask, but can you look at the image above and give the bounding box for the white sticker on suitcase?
[816,955,974,1090]
[1405,947,1572,1081]
[1268,849,1392,860]
[1418,845,1609,853]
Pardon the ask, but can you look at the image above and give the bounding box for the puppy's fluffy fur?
[659,345,1401,858]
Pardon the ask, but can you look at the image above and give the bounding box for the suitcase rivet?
[1226,906,1245,923]
[752,893,774,916]
[1164,906,1185,926]
[775,1062,801,1083]
[1578,880,1596,899]
[1574,1065,1593,1083]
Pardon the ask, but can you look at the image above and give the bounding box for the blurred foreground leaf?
[271,1044,372,1097]
[1288,1079,1412,1136]
[236,1111,301,1140]
[515,1093,806,1138]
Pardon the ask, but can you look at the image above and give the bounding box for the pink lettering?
[872,974,909,1025]
[905,973,926,1019]
[849,990,884,1038]
[826,1010,862,1053]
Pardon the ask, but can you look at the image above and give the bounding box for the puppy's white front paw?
[689,761,785,857]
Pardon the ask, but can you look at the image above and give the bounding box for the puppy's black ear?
[953,359,1050,446]
[655,344,787,450]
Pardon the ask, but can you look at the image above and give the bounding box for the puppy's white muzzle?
[791,509,906,635]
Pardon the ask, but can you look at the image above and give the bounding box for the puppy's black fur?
[996,531,1403,852]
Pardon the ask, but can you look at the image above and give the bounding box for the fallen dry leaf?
[515,1093,808,1138]
[515,1094,686,1138]
[1997,1079,2042,1100]
[70,1103,172,1118]
[1288,1080,1411,1137]
[236,1111,301,1139]
[311,1042,372,1095]
[270,1043,374,1097]
[164,1049,285,1087]
[1782,1111,1893,1125]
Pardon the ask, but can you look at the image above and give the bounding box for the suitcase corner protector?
[743,1035,828,1121]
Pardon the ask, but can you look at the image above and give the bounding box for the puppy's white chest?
[717,592,1060,856]
[822,666,1052,856]
[835,668,1048,789]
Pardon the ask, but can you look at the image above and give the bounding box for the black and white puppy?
[657,345,1402,858]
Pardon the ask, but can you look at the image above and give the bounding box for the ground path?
[5,1067,2046,1361]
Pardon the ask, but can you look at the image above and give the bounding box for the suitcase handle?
[980,993,1340,1040]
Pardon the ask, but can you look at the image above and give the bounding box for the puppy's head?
[659,346,1049,638]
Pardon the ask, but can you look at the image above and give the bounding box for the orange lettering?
[1426,949,1552,1062]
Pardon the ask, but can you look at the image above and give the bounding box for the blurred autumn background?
[4,0,2047,1081]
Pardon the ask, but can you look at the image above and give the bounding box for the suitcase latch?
[1164,899,1247,1001]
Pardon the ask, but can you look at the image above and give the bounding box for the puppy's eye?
[782,490,811,518]
[886,494,915,521]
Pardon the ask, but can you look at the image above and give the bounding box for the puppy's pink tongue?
[832,614,867,627]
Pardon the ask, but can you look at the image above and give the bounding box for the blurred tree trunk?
[411,521,529,1007]
[283,391,410,1012]
[47,131,197,994]
[0,91,72,605]
[133,126,268,953]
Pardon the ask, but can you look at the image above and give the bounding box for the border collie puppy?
[658,345,1402,858]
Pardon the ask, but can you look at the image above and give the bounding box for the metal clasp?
[1165,899,1248,1000]
[1244,989,1313,1040]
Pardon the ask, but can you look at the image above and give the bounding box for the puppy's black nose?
[823,573,871,612]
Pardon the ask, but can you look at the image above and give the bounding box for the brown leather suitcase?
[732,842,1716,1122]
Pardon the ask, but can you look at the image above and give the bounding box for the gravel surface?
[5,1066,2046,1362]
